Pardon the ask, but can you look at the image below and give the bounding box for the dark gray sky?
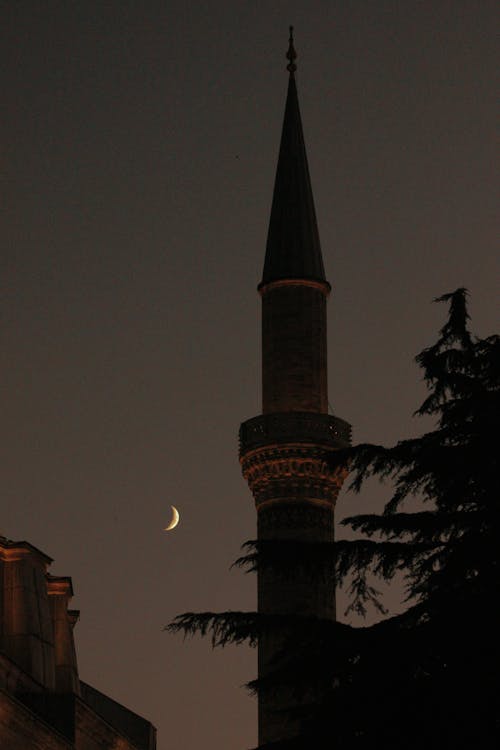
[2,2,498,748]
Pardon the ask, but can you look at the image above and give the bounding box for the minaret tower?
[239,30,351,744]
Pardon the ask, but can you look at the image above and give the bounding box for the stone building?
[239,30,351,745]
[0,536,156,749]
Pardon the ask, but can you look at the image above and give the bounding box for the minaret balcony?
[239,412,351,456]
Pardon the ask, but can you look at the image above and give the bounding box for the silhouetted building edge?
[0,536,156,750]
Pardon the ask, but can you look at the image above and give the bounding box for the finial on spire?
[286,25,297,74]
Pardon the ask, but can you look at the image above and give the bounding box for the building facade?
[239,31,351,745]
[0,537,156,750]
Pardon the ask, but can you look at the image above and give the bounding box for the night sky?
[2,2,498,748]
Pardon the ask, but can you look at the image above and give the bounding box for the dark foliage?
[339,289,499,619]
[167,290,499,748]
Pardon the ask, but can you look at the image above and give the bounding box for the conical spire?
[260,28,327,289]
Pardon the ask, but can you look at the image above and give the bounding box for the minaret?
[239,30,351,744]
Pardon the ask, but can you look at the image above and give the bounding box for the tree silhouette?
[168,290,499,748]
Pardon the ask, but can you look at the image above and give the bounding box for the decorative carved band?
[240,442,349,509]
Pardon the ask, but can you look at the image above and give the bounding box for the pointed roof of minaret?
[260,28,327,289]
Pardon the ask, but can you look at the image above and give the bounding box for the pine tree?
[167,290,499,748]
[331,288,500,747]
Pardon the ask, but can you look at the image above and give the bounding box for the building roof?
[260,33,327,289]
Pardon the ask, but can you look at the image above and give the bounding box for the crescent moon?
[164,505,180,531]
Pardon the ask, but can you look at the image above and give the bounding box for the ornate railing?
[239,412,351,455]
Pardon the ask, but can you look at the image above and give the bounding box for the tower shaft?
[262,280,328,414]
